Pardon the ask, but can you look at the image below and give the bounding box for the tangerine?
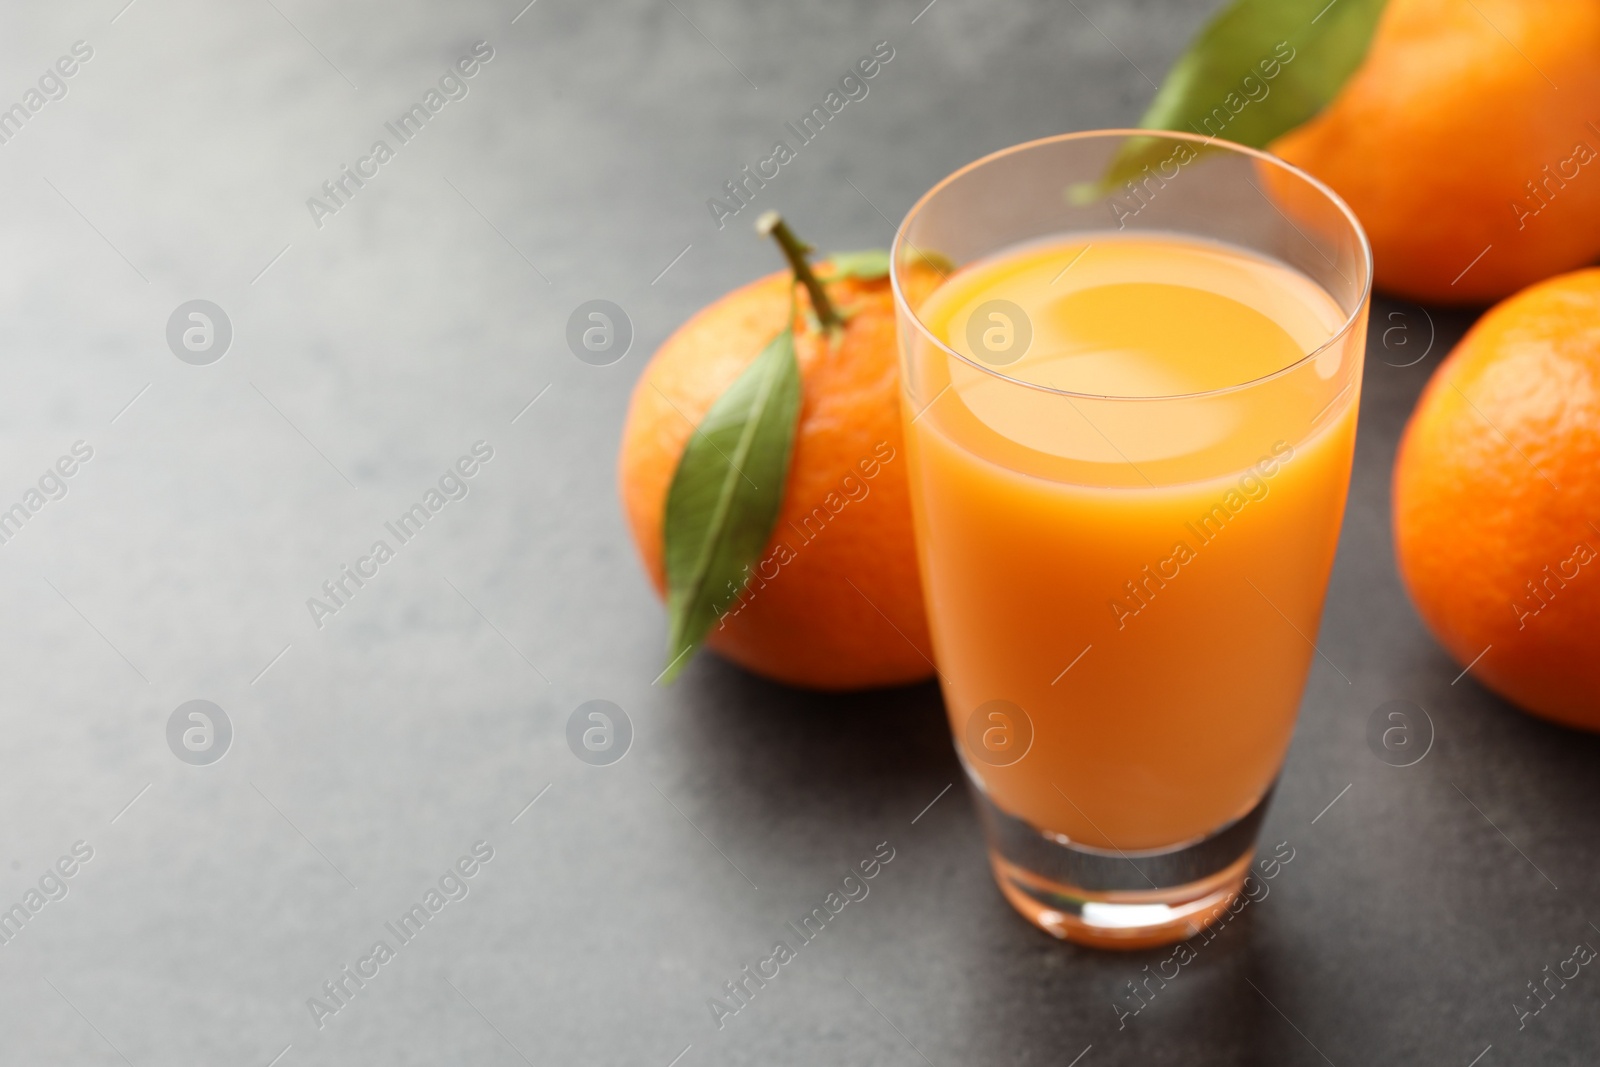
[618,256,942,691]
[1393,268,1600,729]
[1270,0,1600,304]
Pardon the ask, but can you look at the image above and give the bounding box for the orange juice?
[903,233,1360,852]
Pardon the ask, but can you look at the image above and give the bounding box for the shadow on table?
[656,656,959,829]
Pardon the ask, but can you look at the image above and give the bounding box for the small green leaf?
[822,249,892,281]
[1082,0,1387,198]
[661,325,802,683]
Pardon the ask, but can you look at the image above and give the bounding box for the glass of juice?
[891,130,1370,949]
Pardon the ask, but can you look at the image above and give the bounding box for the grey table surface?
[0,0,1595,1064]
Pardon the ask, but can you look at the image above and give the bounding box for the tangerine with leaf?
[618,213,942,690]
[1101,0,1600,304]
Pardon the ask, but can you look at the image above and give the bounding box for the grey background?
[0,0,1595,1064]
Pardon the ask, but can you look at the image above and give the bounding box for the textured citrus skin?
[1270,0,1600,305]
[1393,269,1600,729]
[618,264,941,691]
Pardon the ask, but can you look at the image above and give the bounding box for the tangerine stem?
[756,211,842,332]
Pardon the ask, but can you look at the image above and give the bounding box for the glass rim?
[889,128,1374,404]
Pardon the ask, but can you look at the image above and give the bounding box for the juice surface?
[903,233,1360,851]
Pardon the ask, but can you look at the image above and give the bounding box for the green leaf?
[1081,0,1387,199]
[661,325,802,683]
[822,249,891,281]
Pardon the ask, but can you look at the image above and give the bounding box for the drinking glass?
[890,130,1370,948]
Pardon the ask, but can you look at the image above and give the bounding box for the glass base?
[970,774,1276,950]
[991,849,1252,949]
